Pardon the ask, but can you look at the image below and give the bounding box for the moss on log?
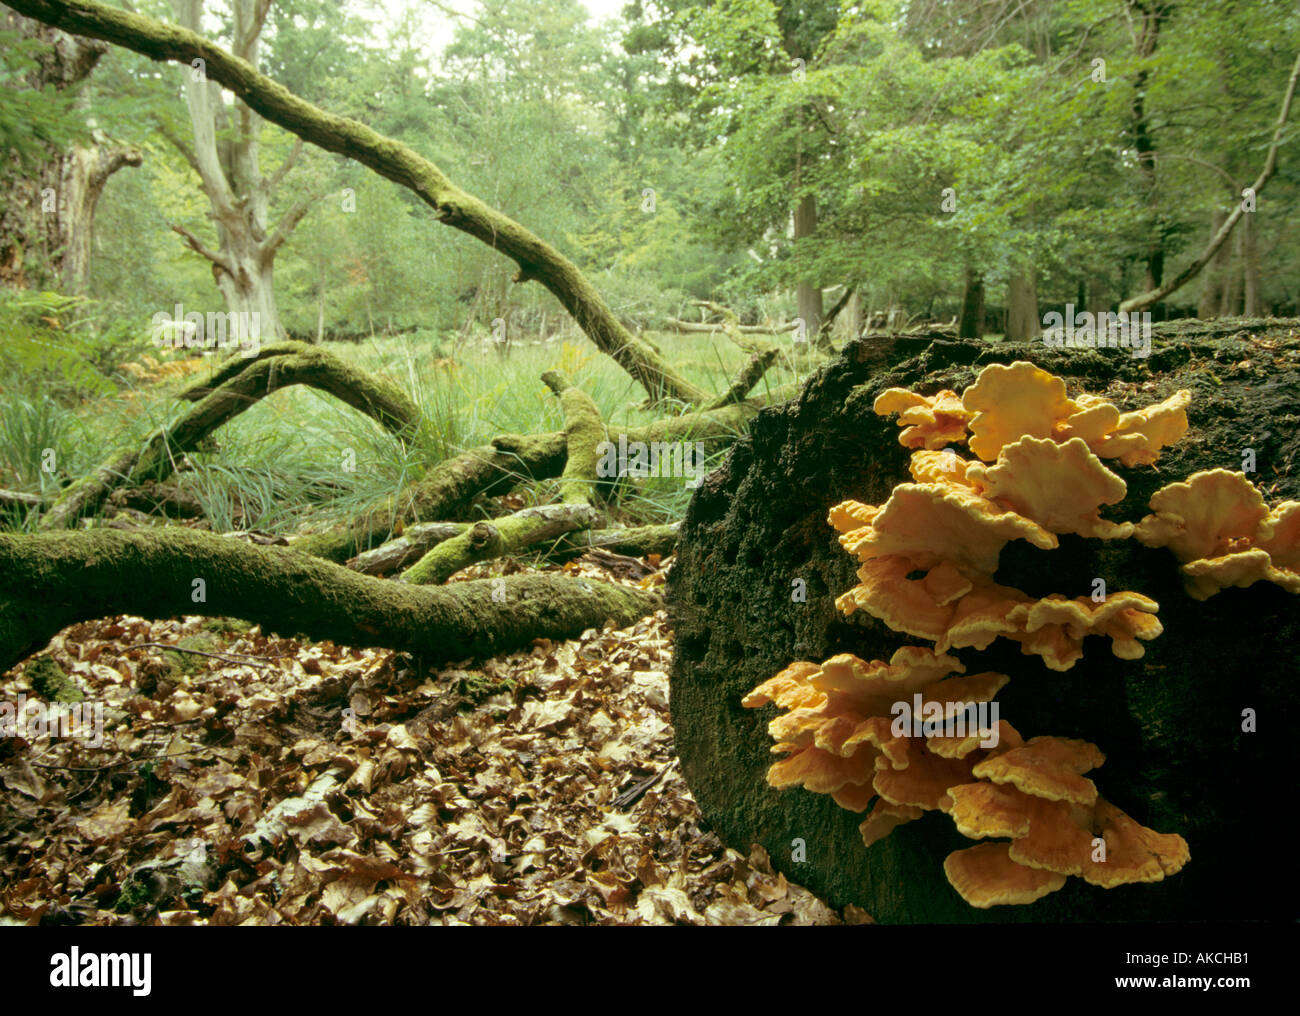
[292,434,571,563]
[401,504,600,585]
[542,369,606,507]
[568,523,680,557]
[0,528,660,674]
[706,349,780,410]
[294,404,757,564]
[345,522,469,575]
[177,342,421,438]
[39,342,421,530]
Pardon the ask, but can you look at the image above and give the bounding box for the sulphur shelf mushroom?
[1135,468,1300,599]
[746,361,1213,909]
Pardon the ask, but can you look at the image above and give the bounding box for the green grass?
[2,326,813,536]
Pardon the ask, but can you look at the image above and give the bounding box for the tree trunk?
[1004,272,1038,341]
[1198,210,1228,318]
[1126,1,1167,296]
[166,0,301,343]
[1086,276,1108,319]
[845,289,863,341]
[666,323,1300,922]
[793,193,822,341]
[0,7,140,292]
[1241,207,1261,317]
[1220,226,1243,317]
[957,267,984,339]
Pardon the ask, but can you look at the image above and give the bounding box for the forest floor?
[0,551,863,926]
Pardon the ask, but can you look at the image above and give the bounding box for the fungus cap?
[1134,469,1268,562]
[961,361,1074,461]
[871,739,983,813]
[1089,389,1191,467]
[943,842,1067,908]
[1080,800,1190,888]
[840,482,1057,575]
[859,799,926,848]
[970,736,1105,806]
[966,436,1133,540]
[873,388,971,449]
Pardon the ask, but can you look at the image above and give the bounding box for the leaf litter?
[0,553,859,925]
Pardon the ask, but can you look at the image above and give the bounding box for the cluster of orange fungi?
[745,361,1299,907]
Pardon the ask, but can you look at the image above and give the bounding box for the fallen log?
[107,480,206,519]
[176,341,421,437]
[563,523,680,557]
[294,401,760,563]
[664,319,793,335]
[400,503,600,585]
[541,369,606,507]
[348,519,679,577]
[0,489,45,513]
[0,528,660,674]
[345,522,469,576]
[666,323,1300,923]
[706,349,779,410]
[291,434,570,563]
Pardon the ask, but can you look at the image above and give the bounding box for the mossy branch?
[541,369,606,507]
[399,504,600,585]
[0,529,660,674]
[294,402,757,563]
[38,343,420,529]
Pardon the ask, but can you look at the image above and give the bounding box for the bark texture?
[0,5,140,291]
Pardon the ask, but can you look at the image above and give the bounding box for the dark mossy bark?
[667,319,1300,923]
[0,528,660,674]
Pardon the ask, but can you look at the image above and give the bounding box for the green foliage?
[0,290,119,400]
[0,390,72,493]
[0,27,89,168]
